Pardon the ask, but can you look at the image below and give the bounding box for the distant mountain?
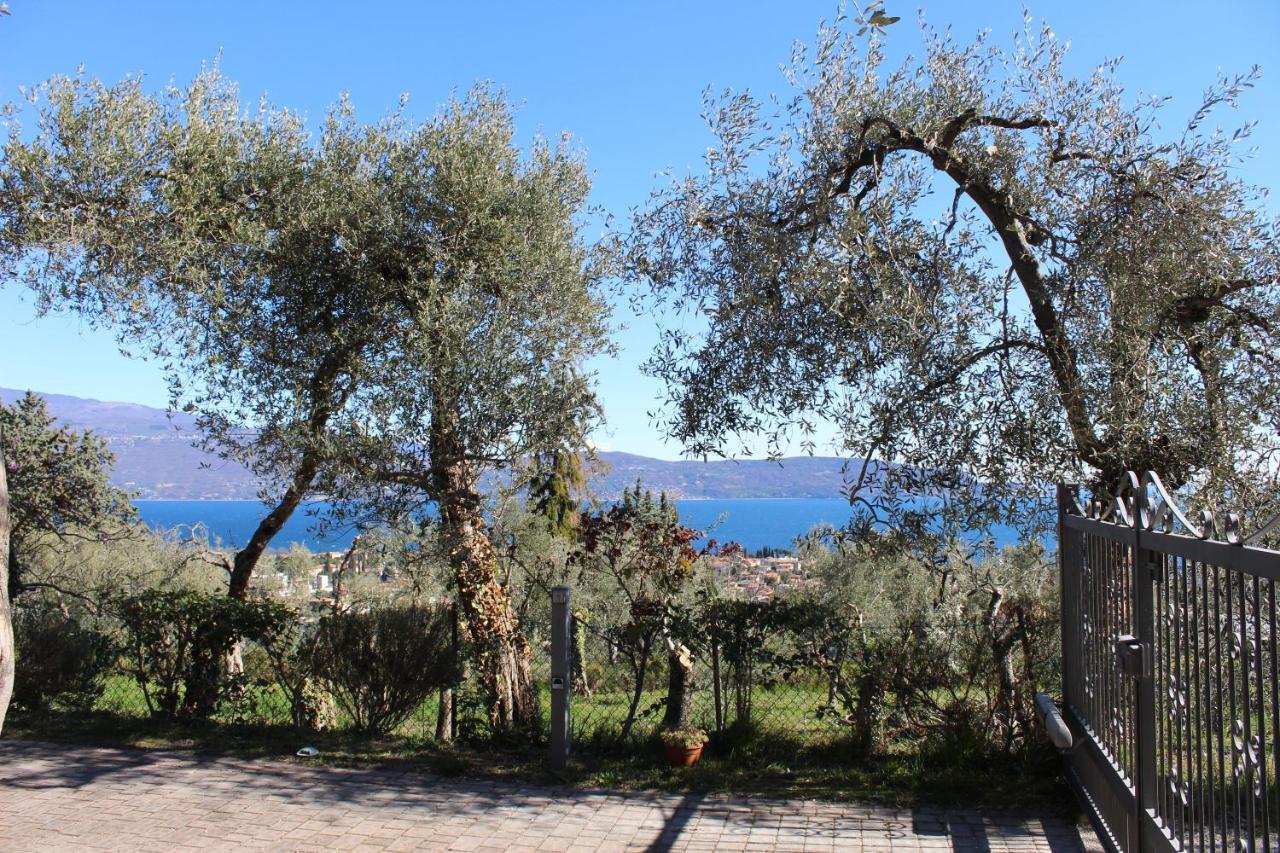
[593,451,855,500]
[0,389,197,435]
[0,388,257,500]
[1,388,859,501]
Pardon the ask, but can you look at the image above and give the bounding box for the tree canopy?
[0,391,135,600]
[304,93,608,729]
[1,71,609,606]
[626,15,1280,532]
[313,89,609,526]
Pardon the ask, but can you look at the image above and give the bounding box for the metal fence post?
[1057,483,1077,709]
[450,602,459,740]
[1132,487,1158,852]
[550,586,571,770]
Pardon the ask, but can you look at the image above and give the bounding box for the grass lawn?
[1,671,1079,811]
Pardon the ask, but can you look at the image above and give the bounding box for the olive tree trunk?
[227,449,324,599]
[987,590,1032,751]
[0,449,13,735]
[226,355,349,601]
[435,686,453,741]
[430,418,537,732]
[851,669,882,760]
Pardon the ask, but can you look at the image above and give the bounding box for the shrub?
[800,537,1062,756]
[254,622,335,732]
[116,589,295,720]
[239,641,275,685]
[304,605,458,735]
[693,598,797,729]
[12,606,115,712]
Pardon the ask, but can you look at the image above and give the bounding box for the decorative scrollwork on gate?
[1060,473,1280,853]
[1062,470,1280,546]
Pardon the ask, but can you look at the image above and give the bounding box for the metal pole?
[550,586,571,770]
[1057,483,1074,708]
[450,602,459,740]
[1132,484,1158,852]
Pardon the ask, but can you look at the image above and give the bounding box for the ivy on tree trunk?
[431,414,538,731]
[0,449,14,735]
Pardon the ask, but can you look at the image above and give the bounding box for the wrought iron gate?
[1059,474,1280,853]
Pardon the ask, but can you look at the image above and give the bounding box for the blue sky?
[1,1,1277,459]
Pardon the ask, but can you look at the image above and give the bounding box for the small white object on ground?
[296,745,320,757]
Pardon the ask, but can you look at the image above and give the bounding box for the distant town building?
[705,554,815,600]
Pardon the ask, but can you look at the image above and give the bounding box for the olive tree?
[1,68,609,660]
[0,70,420,597]
[318,94,609,730]
[627,14,1280,531]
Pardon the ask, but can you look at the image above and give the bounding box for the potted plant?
[659,726,709,767]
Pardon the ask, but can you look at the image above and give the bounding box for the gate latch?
[1116,634,1150,679]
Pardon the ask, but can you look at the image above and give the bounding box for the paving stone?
[0,739,1102,852]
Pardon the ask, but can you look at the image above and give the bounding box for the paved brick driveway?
[0,739,1099,852]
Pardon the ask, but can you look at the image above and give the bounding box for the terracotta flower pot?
[664,742,704,767]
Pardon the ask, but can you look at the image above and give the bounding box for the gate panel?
[1061,512,1142,852]
[1148,547,1279,852]
[1060,475,1280,853]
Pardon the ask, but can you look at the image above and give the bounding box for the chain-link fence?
[561,603,870,754]
[82,620,847,751]
[541,591,1061,759]
[18,586,1057,767]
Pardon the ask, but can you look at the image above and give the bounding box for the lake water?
[133,498,1028,553]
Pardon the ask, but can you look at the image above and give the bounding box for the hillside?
[1,388,858,500]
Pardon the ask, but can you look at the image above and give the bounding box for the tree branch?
[918,339,1046,396]
[1167,277,1278,326]
[771,111,1107,470]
